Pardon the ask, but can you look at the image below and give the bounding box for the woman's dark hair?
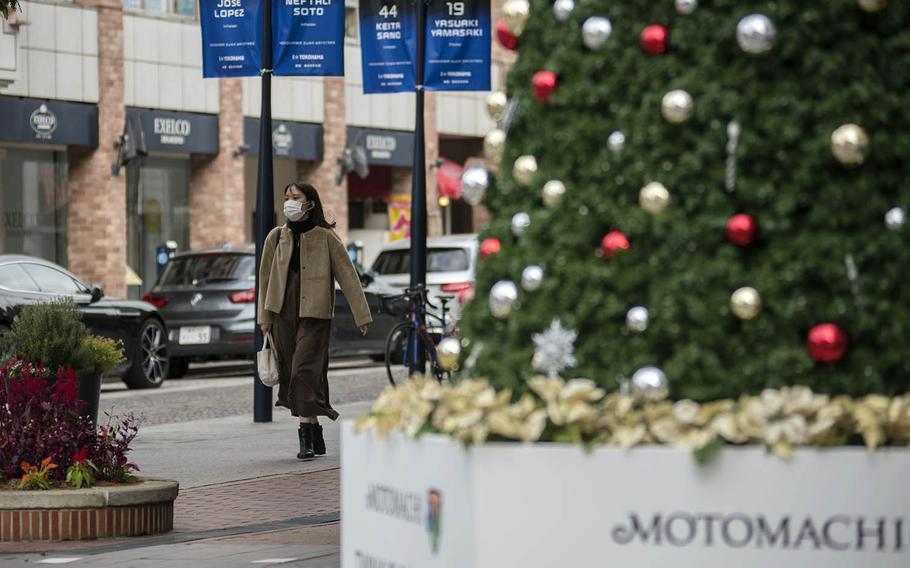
[284,182,336,229]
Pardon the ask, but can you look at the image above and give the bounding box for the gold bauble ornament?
[639,182,670,214]
[483,129,506,165]
[513,155,538,186]
[661,89,694,124]
[436,337,462,371]
[730,287,762,320]
[858,0,886,12]
[831,123,870,166]
[485,91,508,121]
[502,0,530,36]
[542,180,566,207]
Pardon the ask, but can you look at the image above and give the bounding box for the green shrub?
[84,335,125,375]
[1,299,91,374]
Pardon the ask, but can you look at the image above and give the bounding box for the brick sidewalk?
[174,467,341,532]
[0,467,342,554]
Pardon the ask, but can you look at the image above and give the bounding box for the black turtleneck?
[287,218,316,273]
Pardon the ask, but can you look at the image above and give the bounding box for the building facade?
[0,0,507,298]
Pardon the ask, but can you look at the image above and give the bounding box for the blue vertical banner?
[358,0,417,93]
[273,0,346,76]
[200,0,262,77]
[424,0,490,91]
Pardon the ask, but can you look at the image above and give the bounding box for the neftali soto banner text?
[200,0,262,78]
[273,0,345,76]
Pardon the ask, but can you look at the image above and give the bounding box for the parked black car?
[145,245,399,379]
[0,255,169,389]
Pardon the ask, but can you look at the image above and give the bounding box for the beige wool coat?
[258,225,373,328]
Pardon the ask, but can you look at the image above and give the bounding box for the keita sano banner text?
[200,0,262,77]
[273,0,345,76]
[358,0,417,93]
[424,0,490,91]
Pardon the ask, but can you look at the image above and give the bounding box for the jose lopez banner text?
[200,0,263,78]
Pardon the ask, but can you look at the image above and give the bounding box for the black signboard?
[346,127,414,166]
[243,118,323,161]
[0,96,98,147]
[125,108,219,155]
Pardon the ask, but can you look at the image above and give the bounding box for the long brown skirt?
[271,269,339,420]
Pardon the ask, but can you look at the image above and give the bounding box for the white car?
[369,234,478,331]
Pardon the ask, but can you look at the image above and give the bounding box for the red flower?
[73,446,89,463]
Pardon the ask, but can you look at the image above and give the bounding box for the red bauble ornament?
[726,213,758,247]
[601,230,630,259]
[640,24,669,56]
[808,323,848,363]
[496,20,519,50]
[480,237,501,260]
[532,71,558,103]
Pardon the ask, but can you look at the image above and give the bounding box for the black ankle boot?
[297,424,315,459]
[313,423,326,456]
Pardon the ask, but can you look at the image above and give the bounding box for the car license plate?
[179,326,211,345]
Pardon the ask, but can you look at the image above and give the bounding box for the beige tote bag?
[257,331,280,387]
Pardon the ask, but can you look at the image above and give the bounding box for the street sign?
[272,0,345,76]
[200,0,262,77]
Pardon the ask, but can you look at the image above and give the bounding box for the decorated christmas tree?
[458,0,910,402]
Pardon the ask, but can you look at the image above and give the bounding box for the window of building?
[127,158,191,291]
[345,6,359,39]
[0,148,69,267]
[123,0,196,18]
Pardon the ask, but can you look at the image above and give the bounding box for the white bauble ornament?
[553,0,574,22]
[485,91,508,121]
[484,129,506,165]
[736,14,777,55]
[631,366,669,401]
[626,306,649,333]
[542,180,566,207]
[661,89,694,124]
[582,17,613,50]
[489,281,519,319]
[885,207,906,230]
[674,0,698,15]
[512,155,538,186]
[436,337,462,371]
[461,167,490,206]
[639,182,670,214]
[511,212,531,236]
[521,265,544,292]
[608,131,626,153]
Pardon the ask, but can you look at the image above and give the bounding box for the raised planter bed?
[341,422,910,568]
[0,478,178,542]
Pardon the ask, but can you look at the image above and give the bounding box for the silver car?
[369,234,478,332]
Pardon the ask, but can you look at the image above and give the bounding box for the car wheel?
[168,357,190,379]
[123,318,168,389]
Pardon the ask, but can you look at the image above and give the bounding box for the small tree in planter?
[0,298,124,426]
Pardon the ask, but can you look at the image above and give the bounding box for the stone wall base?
[0,501,174,542]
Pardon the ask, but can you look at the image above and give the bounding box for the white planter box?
[341,421,910,568]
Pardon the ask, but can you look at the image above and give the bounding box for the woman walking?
[258,182,372,459]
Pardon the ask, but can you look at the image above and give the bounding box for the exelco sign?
[127,108,219,155]
[153,118,192,146]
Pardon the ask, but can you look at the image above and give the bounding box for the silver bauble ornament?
[858,0,886,12]
[553,0,574,22]
[607,131,626,153]
[489,280,519,319]
[674,0,698,15]
[502,0,530,36]
[436,337,462,371]
[485,91,508,121]
[512,155,538,186]
[542,180,566,207]
[730,287,762,320]
[484,129,506,165]
[736,14,777,55]
[582,17,613,50]
[885,207,906,230]
[639,182,670,214]
[631,366,669,401]
[521,265,544,292]
[461,167,490,206]
[511,211,531,236]
[661,89,694,124]
[831,124,870,166]
[626,306,649,333]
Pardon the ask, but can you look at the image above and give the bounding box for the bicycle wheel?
[385,321,413,386]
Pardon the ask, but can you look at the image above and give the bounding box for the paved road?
[99,358,399,427]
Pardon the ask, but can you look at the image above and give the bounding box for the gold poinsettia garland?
[355,377,910,460]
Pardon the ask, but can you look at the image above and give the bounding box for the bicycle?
[381,284,456,386]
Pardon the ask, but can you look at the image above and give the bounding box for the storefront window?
[0,148,69,266]
[123,0,195,17]
[127,157,191,291]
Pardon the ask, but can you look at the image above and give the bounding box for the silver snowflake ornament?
[531,319,578,378]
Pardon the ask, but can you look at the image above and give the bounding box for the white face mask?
[284,199,314,222]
